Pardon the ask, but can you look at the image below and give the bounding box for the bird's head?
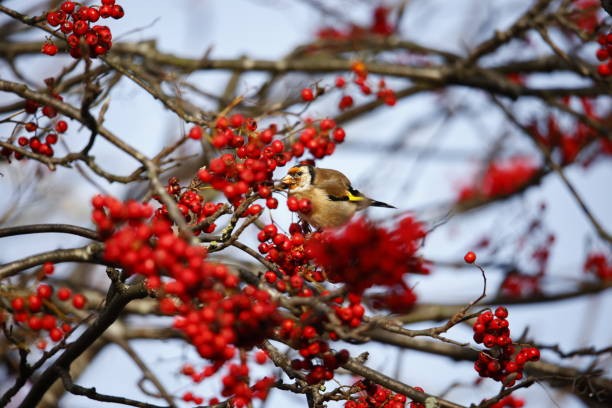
[280,165,314,192]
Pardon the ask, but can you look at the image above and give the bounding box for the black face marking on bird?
[306,165,316,184]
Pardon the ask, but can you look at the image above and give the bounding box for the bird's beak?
[280,175,294,189]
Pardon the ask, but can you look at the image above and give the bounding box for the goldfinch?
[280,165,395,229]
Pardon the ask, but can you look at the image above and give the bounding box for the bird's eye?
[295,171,303,176]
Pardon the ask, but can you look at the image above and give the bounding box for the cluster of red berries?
[1,86,69,161]
[301,62,396,115]
[5,263,86,350]
[490,395,525,408]
[336,75,397,110]
[346,61,398,107]
[333,292,365,328]
[196,115,343,205]
[370,6,394,37]
[316,6,394,41]
[596,32,612,76]
[528,102,612,166]
[345,381,413,408]
[291,347,350,385]
[530,115,581,164]
[583,251,612,280]
[180,365,274,407]
[44,0,124,58]
[473,307,540,386]
[307,216,428,294]
[92,195,281,406]
[172,285,279,361]
[341,63,397,108]
[91,194,153,235]
[369,283,418,313]
[569,0,601,34]
[277,315,348,385]
[296,118,346,158]
[458,157,538,203]
[181,391,204,405]
[258,223,326,286]
[154,177,226,234]
[198,153,272,207]
[500,272,542,298]
[219,366,275,407]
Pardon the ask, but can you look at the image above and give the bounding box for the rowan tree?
[0,1,611,408]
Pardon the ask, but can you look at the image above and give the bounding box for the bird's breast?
[291,188,357,229]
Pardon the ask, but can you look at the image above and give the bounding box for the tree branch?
[18,281,149,408]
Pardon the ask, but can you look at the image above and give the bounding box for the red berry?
[46,11,63,26]
[332,127,346,142]
[28,316,43,331]
[271,140,284,153]
[495,306,508,319]
[11,297,25,311]
[505,361,519,373]
[188,125,203,140]
[28,295,43,312]
[73,20,89,36]
[287,196,299,212]
[229,113,245,128]
[46,134,58,145]
[41,314,57,331]
[264,271,277,283]
[111,5,125,19]
[85,32,99,46]
[483,334,496,348]
[247,204,263,216]
[596,48,609,61]
[42,105,57,118]
[301,88,315,102]
[72,294,86,309]
[50,327,63,342]
[61,1,76,14]
[254,350,267,364]
[37,284,53,299]
[57,287,72,301]
[298,198,312,213]
[598,63,611,76]
[464,251,476,263]
[60,21,74,33]
[24,100,39,113]
[86,7,100,22]
[100,5,113,18]
[527,347,540,361]
[41,43,58,56]
[257,185,272,198]
[29,137,42,151]
[338,95,354,110]
[42,262,55,275]
[320,118,336,131]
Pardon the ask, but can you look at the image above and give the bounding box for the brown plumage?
[280,165,395,229]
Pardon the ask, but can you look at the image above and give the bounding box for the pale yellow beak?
[280,175,295,188]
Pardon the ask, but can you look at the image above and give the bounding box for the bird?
[280,164,395,229]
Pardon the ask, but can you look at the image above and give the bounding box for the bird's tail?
[370,200,396,209]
